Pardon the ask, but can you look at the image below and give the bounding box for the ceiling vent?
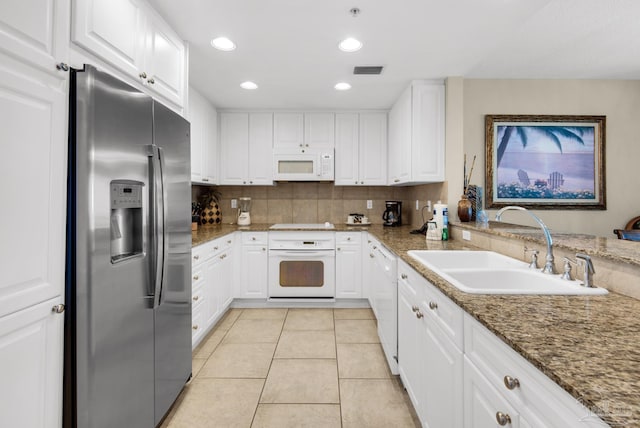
[353,66,384,75]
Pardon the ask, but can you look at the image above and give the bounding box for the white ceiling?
[148,0,640,110]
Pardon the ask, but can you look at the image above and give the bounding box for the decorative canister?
[457,195,472,222]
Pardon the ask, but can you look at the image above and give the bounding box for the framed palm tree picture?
[485,115,606,210]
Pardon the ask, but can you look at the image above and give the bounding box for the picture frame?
[485,115,606,210]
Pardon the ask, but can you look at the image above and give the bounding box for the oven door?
[268,250,336,297]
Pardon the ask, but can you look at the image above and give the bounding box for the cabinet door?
[397,280,424,423]
[204,256,221,328]
[202,103,218,183]
[248,113,273,185]
[464,358,521,428]
[0,297,64,428]
[359,113,387,185]
[219,113,249,185]
[334,113,359,185]
[0,0,69,75]
[0,60,67,317]
[336,244,362,298]
[188,87,204,182]
[422,319,463,428]
[304,113,335,148]
[143,15,185,107]
[240,246,268,298]
[388,86,411,184]
[273,113,303,148]
[412,83,445,182]
[219,251,234,309]
[72,0,146,78]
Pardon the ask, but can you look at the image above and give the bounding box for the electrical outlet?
[231,199,237,209]
[462,230,471,241]
[367,200,373,209]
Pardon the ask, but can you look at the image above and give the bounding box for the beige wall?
[460,79,640,237]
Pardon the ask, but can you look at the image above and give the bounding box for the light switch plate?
[231,199,237,209]
[367,200,372,209]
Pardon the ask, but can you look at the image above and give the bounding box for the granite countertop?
[192,223,640,426]
[453,220,640,267]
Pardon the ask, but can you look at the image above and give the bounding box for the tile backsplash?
[193,182,445,228]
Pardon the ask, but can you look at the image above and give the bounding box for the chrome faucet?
[576,253,596,287]
[495,206,557,274]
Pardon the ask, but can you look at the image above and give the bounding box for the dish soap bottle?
[441,208,449,241]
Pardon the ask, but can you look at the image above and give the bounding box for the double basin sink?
[407,250,608,295]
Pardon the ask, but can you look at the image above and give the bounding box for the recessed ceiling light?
[339,37,362,52]
[211,37,236,51]
[240,81,258,90]
[334,82,351,91]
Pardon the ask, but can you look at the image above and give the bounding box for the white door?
[203,104,218,183]
[0,0,69,75]
[412,83,445,182]
[0,297,65,428]
[143,16,185,106]
[204,256,221,327]
[248,113,274,185]
[336,244,362,298]
[188,88,204,181]
[0,59,67,317]
[240,246,268,298]
[219,113,249,185]
[72,0,146,78]
[387,86,411,184]
[304,113,335,148]
[334,113,359,185]
[273,113,304,148]
[359,112,387,185]
[219,250,234,309]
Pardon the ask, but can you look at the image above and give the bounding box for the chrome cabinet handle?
[347,237,351,241]
[139,71,147,79]
[394,178,400,183]
[192,325,199,330]
[337,247,341,251]
[429,301,438,310]
[56,62,69,71]
[193,275,199,280]
[52,304,65,313]
[360,181,364,184]
[193,296,199,301]
[496,412,512,426]
[503,375,520,390]
[193,255,200,260]
[214,246,219,250]
[252,237,256,241]
[262,247,266,251]
[355,181,358,184]
[401,273,408,279]
[249,180,253,184]
[202,178,209,182]
[416,311,424,319]
[227,240,232,244]
[369,253,374,258]
[411,305,419,312]
[148,78,155,84]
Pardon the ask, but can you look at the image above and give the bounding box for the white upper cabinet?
[304,113,335,149]
[220,112,273,185]
[388,81,445,185]
[274,113,334,150]
[273,113,303,148]
[0,0,70,76]
[188,88,217,184]
[72,0,187,108]
[335,113,387,186]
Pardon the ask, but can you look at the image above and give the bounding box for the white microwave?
[272,148,334,181]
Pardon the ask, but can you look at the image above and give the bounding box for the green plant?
[198,189,221,208]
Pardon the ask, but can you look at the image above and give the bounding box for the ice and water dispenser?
[110,180,144,263]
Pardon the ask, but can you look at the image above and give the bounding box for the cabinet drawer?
[191,245,208,266]
[192,305,205,338]
[191,267,204,288]
[242,232,268,245]
[421,279,464,350]
[192,280,205,308]
[337,231,361,245]
[464,314,605,427]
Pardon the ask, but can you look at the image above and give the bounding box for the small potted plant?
[198,189,222,225]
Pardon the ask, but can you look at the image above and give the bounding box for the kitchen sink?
[407,250,608,295]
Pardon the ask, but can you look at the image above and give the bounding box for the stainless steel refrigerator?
[65,65,191,427]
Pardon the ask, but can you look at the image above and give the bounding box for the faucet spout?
[495,206,557,274]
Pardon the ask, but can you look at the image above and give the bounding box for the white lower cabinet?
[0,297,64,428]
[238,232,268,299]
[336,232,363,298]
[191,234,235,348]
[397,259,463,428]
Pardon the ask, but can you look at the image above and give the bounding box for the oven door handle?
[269,250,334,258]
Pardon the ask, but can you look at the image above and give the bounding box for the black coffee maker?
[382,201,402,227]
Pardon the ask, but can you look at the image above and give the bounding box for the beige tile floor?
[161,308,420,428]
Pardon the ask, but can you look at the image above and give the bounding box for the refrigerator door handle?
[156,146,168,307]
[148,145,165,308]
